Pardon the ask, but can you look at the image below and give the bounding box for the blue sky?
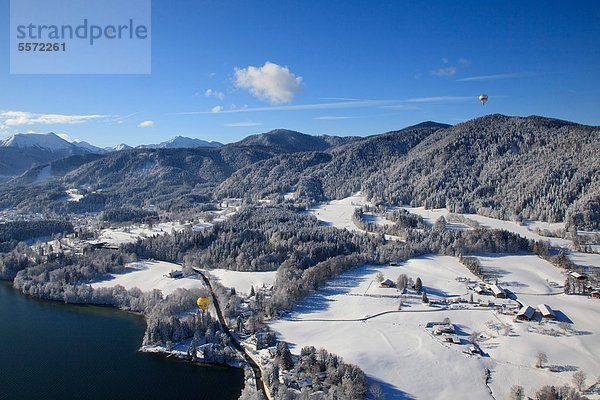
[1,0,599,147]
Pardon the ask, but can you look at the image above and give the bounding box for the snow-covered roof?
[489,284,505,296]
[537,304,556,318]
[517,305,535,319]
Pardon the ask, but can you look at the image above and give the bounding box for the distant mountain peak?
[1,132,76,152]
[112,143,133,151]
[235,128,350,153]
[138,136,223,149]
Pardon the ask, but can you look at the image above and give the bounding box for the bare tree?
[396,274,408,293]
[536,351,548,368]
[469,331,480,345]
[369,383,385,400]
[509,385,525,400]
[559,321,570,335]
[573,371,587,392]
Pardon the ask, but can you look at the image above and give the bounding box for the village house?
[167,270,184,279]
[443,334,461,344]
[570,271,587,280]
[537,304,556,319]
[489,284,507,298]
[433,324,455,335]
[516,305,535,321]
[474,285,486,295]
[380,278,394,288]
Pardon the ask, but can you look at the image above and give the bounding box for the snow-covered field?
[91,260,205,295]
[207,269,277,295]
[95,222,187,245]
[305,193,370,232]
[305,194,591,250]
[64,189,83,202]
[403,206,574,248]
[306,193,403,241]
[477,254,565,295]
[270,255,600,399]
[567,251,600,271]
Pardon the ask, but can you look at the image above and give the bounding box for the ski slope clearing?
[306,195,583,249]
[403,206,573,248]
[305,193,369,232]
[306,193,403,241]
[95,222,187,245]
[92,260,205,295]
[270,254,600,399]
[34,165,51,183]
[207,269,277,295]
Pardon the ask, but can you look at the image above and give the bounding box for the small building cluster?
[565,271,598,296]
[516,303,557,321]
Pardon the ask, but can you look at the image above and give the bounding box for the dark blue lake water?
[0,282,243,400]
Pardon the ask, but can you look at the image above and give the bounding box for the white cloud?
[456,72,527,82]
[458,58,471,65]
[172,95,479,116]
[0,111,105,127]
[431,66,457,77]
[205,89,225,100]
[224,122,262,127]
[138,120,155,128]
[173,99,397,115]
[404,96,473,103]
[234,61,303,104]
[442,57,449,64]
[319,97,361,101]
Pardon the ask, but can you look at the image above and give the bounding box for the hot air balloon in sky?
[197,296,210,311]
[479,94,488,105]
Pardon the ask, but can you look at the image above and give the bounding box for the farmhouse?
[537,304,556,319]
[474,285,486,295]
[434,324,455,335]
[380,279,394,288]
[570,272,587,280]
[443,334,461,344]
[489,284,506,298]
[167,270,184,279]
[516,305,535,321]
[591,290,600,299]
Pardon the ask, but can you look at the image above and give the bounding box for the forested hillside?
[1,115,598,229]
[219,116,600,229]
[217,122,448,200]
[364,115,599,228]
[0,145,278,213]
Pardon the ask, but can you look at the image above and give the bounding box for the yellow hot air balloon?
[197,296,210,311]
[479,94,488,105]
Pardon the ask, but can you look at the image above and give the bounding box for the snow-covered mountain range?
[0,132,222,154]
[0,132,223,179]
